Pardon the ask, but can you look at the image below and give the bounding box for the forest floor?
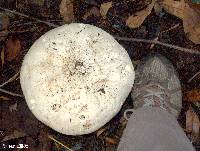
[0,0,200,151]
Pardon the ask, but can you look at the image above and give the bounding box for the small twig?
[48,135,74,151]
[161,23,180,34]
[115,36,200,55]
[0,88,23,97]
[0,7,59,28]
[0,30,35,34]
[0,72,19,88]
[188,71,200,83]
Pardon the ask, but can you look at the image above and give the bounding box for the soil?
[0,0,200,151]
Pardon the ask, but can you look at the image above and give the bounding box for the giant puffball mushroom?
[20,23,135,135]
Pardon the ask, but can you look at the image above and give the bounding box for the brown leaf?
[186,0,200,14]
[0,96,10,101]
[5,37,21,62]
[96,128,106,138]
[83,7,100,20]
[30,0,45,6]
[0,13,9,30]
[0,31,8,42]
[126,0,156,28]
[191,111,200,142]
[100,2,112,19]
[186,108,200,142]
[186,108,193,133]
[159,0,200,44]
[182,2,200,44]
[59,0,74,23]
[159,0,186,19]
[154,2,162,16]
[105,137,118,145]
[9,103,18,112]
[1,130,26,142]
[185,88,200,102]
[1,47,5,67]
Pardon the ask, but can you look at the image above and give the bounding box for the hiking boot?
[131,54,182,118]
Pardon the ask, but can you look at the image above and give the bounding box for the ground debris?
[59,0,75,23]
[0,0,200,150]
[100,2,112,19]
[5,36,21,62]
[1,130,26,142]
[186,108,200,143]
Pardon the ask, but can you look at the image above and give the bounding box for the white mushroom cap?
[20,23,135,135]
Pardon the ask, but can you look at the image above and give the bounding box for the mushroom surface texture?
[20,23,135,135]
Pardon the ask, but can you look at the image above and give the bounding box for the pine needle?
[48,135,74,151]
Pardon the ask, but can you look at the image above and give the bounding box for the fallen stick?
[0,72,19,88]
[115,36,200,55]
[0,88,23,97]
[0,7,59,28]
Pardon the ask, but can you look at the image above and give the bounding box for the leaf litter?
[0,0,200,150]
[126,0,200,44]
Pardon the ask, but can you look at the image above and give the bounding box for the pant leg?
[117,107,195,151]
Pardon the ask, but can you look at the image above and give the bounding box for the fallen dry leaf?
[0,96,10,101]
[105,137,118,145]
[0,13,9,30]
[159,0,200,44]
[97,128,106,138]
[5,37,21,62]
[29,131,51,151]
[187,0,200,13]
[183,12,200,44]
[1,130,26,142]
[126,0,156,28]
[83,7,100,20]
[0,13,9,41]
[1,47,5,67]
[159,0,185,19]
[30,0,45,6]
[100,2,112,19]
[59,0,74,23]
[191,111,200,142]
[186,108,194,133]
[154,2,162,16]
[0,31,8,42]
[9,103,18,112]
[125,0,200,44]
[185,88,200,102]
[186,108,200,142]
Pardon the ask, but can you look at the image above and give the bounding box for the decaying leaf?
[186,108,194,133]
[185,88,200,102]
[100,2,112,19]
[159,0,185,19]
[159,0,200,44]
[154,2,163,15]
[59,0,74,23]
[9,103,18,112]
[1,47,5,67]
[1,130,26,142]
[97,128,106,138]
[183,12,200,44]
[0,96,10,101]
[5,37,21,62]
[83,7,100,20]
[191,112,200,142]
[126,0,156,28]
[105,137,118,145]
[125,0,200,44]
[0,13,9,41]
[0,13,9,30]
[186,108,200,142]
[31,0,45,6]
